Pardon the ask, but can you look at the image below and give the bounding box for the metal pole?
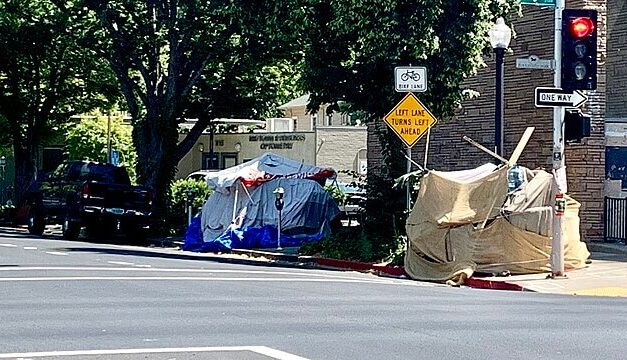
[277,210,282,250]
[209,122,215,169]
[406,147,412,212]
[424,127,431,169]
[495,47,505,157]
[551,0,566,277]
[107,114,112,163]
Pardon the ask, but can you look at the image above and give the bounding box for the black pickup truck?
[25,161,153,241]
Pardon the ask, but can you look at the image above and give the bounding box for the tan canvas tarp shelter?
[405,164,589,283]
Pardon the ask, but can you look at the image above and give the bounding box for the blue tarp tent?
[184,153,339,252]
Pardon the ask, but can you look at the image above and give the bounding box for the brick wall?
[368,1,608,242]
[607,0,627,117]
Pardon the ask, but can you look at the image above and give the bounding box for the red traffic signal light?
[570,17,595,38]
[561,9,597,91]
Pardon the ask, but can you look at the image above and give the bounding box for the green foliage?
[167,178,212,235]
[300,226,405,263]
[56,0,306,219]
[323,184,348,206]
[64,114,137,181]
[0,0,120,204]
[300,227,375,262]
[296,0,521,261]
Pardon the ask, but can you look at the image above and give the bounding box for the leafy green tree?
[56,0,304,220]
[64,114,137,181]
[297,0,521,256]
[0,0,118,206]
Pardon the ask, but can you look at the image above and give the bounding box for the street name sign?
[394,66,427,93]
[516,55,554,70]
[383,92,437,148]
[535,87,588,108]
[520,0,555,6]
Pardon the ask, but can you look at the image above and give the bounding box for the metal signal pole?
[551,0,566,277]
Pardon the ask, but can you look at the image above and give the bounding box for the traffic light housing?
[561,9,597,91]
[564,109,591,143]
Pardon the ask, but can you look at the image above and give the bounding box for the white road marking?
[0,243,17,247]
[0,266,382,281]
[135,264,152,268]
[0,276,396,284]
[23,247,37,250]
[107,261,135,266]
[0,346,309,359]
[45,252,68,256]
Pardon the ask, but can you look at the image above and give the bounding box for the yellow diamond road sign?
[384,92,437,148]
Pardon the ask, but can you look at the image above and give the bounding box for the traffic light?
[564,109,591,143]
[561,9,597,91]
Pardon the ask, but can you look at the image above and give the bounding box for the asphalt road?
[1,228,627,360]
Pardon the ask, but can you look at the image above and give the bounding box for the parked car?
[24,161,153,241]
[335,182,366,215]
[326,180,366,224]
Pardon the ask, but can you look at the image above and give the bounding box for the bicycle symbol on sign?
[400,70,421,82]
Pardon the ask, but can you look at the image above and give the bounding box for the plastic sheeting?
[405,165,590,283]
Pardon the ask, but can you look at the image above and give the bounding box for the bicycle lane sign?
[395,66,427,92]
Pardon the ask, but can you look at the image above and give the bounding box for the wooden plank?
[508,127,535,165]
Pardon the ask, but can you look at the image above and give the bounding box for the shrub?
[166,178,212,235]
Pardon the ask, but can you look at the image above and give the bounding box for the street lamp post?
[488,17,512,157]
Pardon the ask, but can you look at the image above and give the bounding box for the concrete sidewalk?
[467,243,627,297]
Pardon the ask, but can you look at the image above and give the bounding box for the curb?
[311,257,407,278]
[464,277,529,292]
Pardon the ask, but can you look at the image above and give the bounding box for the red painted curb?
[313,258,407,277]
[464,277,528,292]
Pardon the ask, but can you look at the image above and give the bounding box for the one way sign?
[535,87,588,108]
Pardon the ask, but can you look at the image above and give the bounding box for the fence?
[604,197,627,244]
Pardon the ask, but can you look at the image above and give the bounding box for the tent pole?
[232,185,239,222]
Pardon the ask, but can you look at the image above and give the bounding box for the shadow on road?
[58,246,323,272]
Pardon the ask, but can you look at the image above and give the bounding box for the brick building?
[368,0,626,242]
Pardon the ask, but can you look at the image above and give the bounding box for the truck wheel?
[62,215,80,240]
[27,206,45,235]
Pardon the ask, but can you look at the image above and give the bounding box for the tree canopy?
[296,0,521,254]
[0,0,118,204]
[55,0,305,217]
[64,114,137,181]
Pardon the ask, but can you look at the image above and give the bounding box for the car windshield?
[336,182,364,195]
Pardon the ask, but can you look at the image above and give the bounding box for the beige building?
[176,95,367,182]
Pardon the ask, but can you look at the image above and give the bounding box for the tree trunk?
[133,111,179,232]
[13,143,36,208]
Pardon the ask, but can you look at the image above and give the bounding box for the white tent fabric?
[205,152,335,192]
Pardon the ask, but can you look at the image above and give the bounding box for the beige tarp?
[405,165,589,283]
